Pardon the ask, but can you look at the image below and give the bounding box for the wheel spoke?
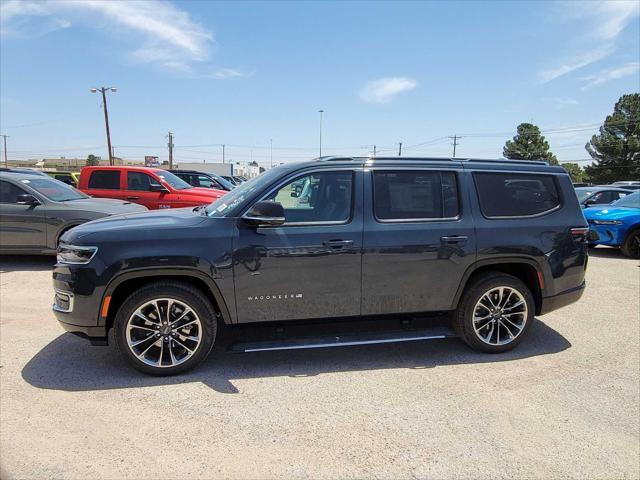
[472,286,527,346]
[126,297,202,368]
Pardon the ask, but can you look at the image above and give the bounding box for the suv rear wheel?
[453,272,535,353]
[113,282,217,375]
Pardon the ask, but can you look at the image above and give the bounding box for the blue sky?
[1,0,639,167]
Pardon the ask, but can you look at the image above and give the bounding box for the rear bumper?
[539,281,585,315]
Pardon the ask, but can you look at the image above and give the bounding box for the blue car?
[583,191,640,258]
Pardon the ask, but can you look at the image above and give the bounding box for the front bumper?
[587,223,626,247]
[539,281,585,315]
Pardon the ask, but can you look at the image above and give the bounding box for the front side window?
[127,171,158,191]
[198,175,221,189]
[474,172,560,217]
[590,191,613,204]
[0,180,27,203]
[88,170,120,189]
[265,171,353,224]
[373,170,459,220]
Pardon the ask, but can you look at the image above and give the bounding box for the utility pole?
[449,135,460,158]
[373,145,377,157]
[167,131,174,169]
[318,109,324,157]
[270,138,273,168]
[1,135,9,167]
[90,87,117,165]
[398,142,402,157]
[222,144,226,164]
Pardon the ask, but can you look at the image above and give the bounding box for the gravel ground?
[0,248,638,479]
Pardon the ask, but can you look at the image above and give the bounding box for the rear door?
[84,169,124,201]
[362,165,476,314]
[0,179,47,251]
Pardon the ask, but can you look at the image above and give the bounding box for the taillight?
[570,227,589,244]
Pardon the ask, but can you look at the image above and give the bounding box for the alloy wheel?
[472,286,528,346]
[630,233,640,258]
[126,298,202,368]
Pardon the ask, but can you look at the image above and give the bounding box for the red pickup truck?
[78,166,226,210]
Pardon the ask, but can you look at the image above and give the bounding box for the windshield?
[574,188,593,202]
[20,177,88,202]
[611,192,640,208]
[155,170,192,190]
[205,167,285,216]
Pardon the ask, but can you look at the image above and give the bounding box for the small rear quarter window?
[474,172,560,217]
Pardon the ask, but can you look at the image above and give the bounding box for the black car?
[574,186,633,208]
[53,157,588,375]
[0,170,146,254]
[169,169,236,191]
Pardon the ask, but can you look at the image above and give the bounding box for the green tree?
[85,154,99,166]
[503,123,558,165]
[584,93,640,184]
[561,163,586,183]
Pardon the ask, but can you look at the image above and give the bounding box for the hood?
[177,187,225,198]
[583,206,640,221]
[61,197,147,214]
[64,207,208,243]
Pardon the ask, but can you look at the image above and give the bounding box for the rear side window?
[474,172,560,217]
[373,170,459,220]
[88,170,120,189]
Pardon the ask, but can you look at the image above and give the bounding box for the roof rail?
[315,156,548,166]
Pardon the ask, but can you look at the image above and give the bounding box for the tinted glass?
[475,172,560,217]
[198,175,219,188]
[88,170,120,189]
[373,171,459,220]
[266,171,353,223]
[574,188,593,202]
[127,171,157,191]
[612,192,640,208]
[590,191,613,204]
[155,171,191,190]
[20,177,87,201]
[0,180,27,203]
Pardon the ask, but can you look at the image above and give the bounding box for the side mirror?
[584,198,597,206]
[149,183,169,193]
[16,194,40,205]
[290,191,299,198]
[242,201,285,226]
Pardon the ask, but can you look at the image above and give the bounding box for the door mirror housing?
[16,194,40,205]
[242,201,285,226]
[584,198,597,206]
[149,183,169,193]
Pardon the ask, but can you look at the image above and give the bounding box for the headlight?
[57,245,98,264]
[592,220,623,225]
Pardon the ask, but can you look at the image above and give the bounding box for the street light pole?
[270,138,273,168]
[90,87,117,165]
[318,109,324,157]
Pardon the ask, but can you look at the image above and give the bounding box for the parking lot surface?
[0,249,638,479]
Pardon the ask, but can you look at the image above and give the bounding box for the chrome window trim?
[245,168,357,228]
[370,168,462,224]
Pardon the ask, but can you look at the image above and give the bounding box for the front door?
[233,168,363,323]
[362,167,476,315]
[0,180,46,251]
[125,171,165,209]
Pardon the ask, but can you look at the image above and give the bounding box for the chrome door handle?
[323,240,354,248]
[441,235,468,244]
[127,196,139,200]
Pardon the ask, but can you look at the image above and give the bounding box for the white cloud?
[538,45,613,83]
[538,1,639,84]
[1,0,214,72]
[549,97,580,106]
[581,62,640,90]
[359,77,418,104]
[211,68,253,80]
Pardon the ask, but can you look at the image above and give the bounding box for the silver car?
[0,170,147,255]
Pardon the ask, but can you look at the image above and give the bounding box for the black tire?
[113,281,217,376]
[621,228,640,259]
[453,272,535,353]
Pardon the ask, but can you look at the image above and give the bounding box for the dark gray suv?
[0,170,146,254]
[53,157,588,375]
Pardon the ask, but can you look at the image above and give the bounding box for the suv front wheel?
[453,272,535,353]
[113,282,217,375]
